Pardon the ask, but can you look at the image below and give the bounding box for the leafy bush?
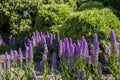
[78,1,104,11]
[51,8,120,44]
[34,4,73,32]
[0,0,42,35]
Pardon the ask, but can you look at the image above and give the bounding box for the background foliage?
[0,0,120,53]
[0,0,42,35]
[51,8,120,45]
[34,4,73,32]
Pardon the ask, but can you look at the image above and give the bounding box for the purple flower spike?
[93,33,99,62]
[59,40,63,56]
[77,70,81,77]
[62,43,66,61]
[91,44,95,61]
[55,32,60,42]
[110,30,117,49]
[32,36,36,46]
[49,33,53,46]
[24,37,28,45]
[70,44,74,56]
[77,70,85,78]
[5,52,9,60]
[80,36,85,45]
[88,56,92,64]
[98,62,102,74]
[42,53,47,62]
[77,39,80,47]
[29,42,33,60]
[64,38,70,54]
[62,43,65,55]
[69,38,73,46]
[51,52,57,72]
[9,35,15,45]
[104,55,108,62]
[10,50,14,60]
[93,33,99,54]
[13,50,18,61]
[81,70,85,78]
[18,48,23,60]
[74,43,78,56]
[25,45,29,63]
[44,43,48,54]
[32,72,38,80]
[5,52,10,68]
[68,60,72,71]
[82,39,88,58]
[104,45,111,53]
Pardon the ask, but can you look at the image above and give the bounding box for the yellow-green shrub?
[34,4,73,32]
[51,8,120,44]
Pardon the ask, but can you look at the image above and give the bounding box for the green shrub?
[51,8,120,44]
[0,0,42,35]
[34,4,73,32]
[78,1,104,11]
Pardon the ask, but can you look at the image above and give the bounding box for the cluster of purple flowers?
[9,35,15,45]
[59,34,99,65]
[0,29,119,79]
[2,48,23,69]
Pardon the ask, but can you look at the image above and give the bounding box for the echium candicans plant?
[42,39,49,80]
[59,37,90,80]
[89,33,103,79]
[55,32,60,43]
[77,70,86,80]
[5,51,11,69]
[104,44,111,54]
[9,35,15,45]
[102,30,120,79]
[91,61,102,80]
[93,33,99,62]
[23,40,35,80]
[18,48,23,68]
[110,30,117,49]
[59,40,63,56]
[1,51,12,80]
[51,52,57,80]
[76,38,90,79]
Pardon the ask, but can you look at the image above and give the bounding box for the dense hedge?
[0,0,42,35]
[34,4,73,32]
[51,8,120,44]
